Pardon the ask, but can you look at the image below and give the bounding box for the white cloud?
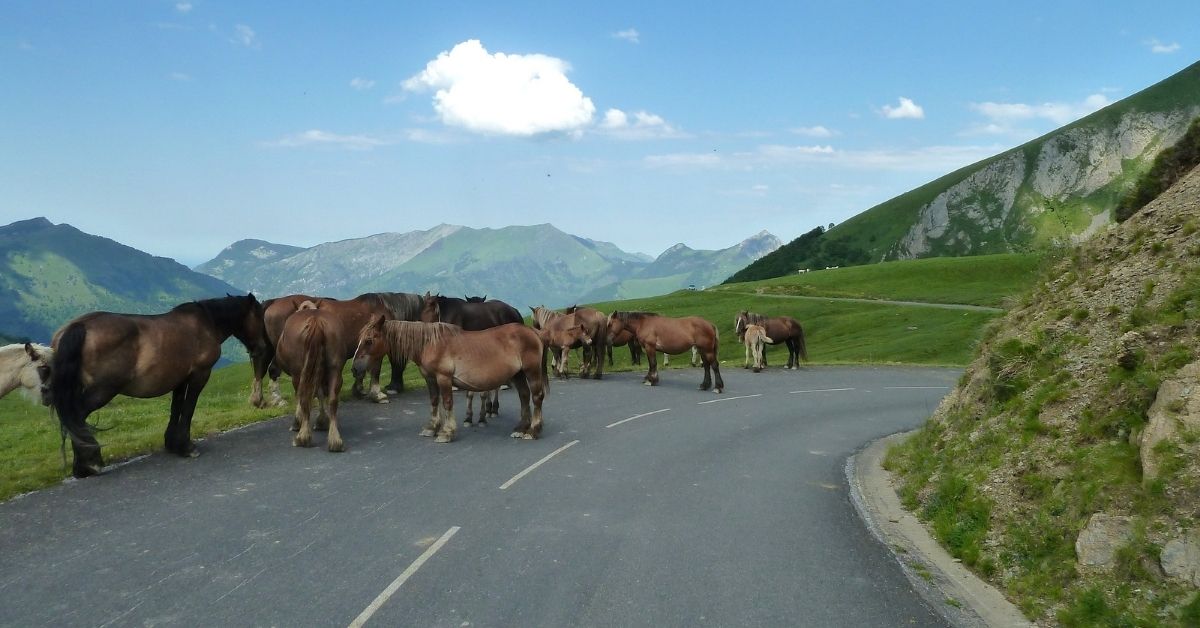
[350,77,376,90]
[175,2,192,13]
[598,108,685,139]
[965,93,1112,136]
[403,39,595,137]
[233,24,258,48]
[265,129,391,150]
[167,71,191,81]
[613,28,640,44]
[1146,38,1180,54]
[791,125,836,138]
[881,97,925,120]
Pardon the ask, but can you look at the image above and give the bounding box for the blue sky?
[2,1,1197,266]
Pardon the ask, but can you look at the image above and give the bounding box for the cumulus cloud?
[233,24,258,48]
[612,28,640,43]
[881,97,925,119]
[1146,38,1180,54]
[350,77,376,90]
[791,125,836,138]
[598,108,685,139]
[403,39,596,137]
[965,93,1112,136]
[265,129,391,150]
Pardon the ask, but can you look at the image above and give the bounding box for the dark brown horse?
[273,301,346,452]
[420,293,523,423]
[352,318,548,443]
[50,294,269,478]
[375,292,426,393]
[734,311,808,369]
[606,311,724,393]
[528,306,594,379]
[314,294,398,403]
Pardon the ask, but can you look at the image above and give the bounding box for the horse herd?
[1,291,807,479]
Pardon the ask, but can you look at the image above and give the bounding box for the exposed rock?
[1161,535,1200,587]
[1140,361,1200,483]
[1075,513,1134,569]
[1117,331,1144,370]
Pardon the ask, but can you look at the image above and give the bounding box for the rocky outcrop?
[1076,513,1134,569]
[1161,535,1200,587]
[1139,361,1200,483]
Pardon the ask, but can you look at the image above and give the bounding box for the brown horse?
[528,306,593,379]
[734,311,808,369]
[251,293,317,408]
[315,294,398,403]
[607,326,644,365]
[606,311,724,393]
[50,294,269,478]
[272,301,346,452]
[561,305,608,379]
[352,318,548,443]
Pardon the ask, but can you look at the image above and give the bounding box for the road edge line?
[499,440,579,490]
[348,526,460,628]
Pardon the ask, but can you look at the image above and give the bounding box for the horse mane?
[377,292,424,321]
[610,311,658,325]
[743,311,770,326]
[464,295,487,303]
[532,306,565,328]
[382,321,462,362]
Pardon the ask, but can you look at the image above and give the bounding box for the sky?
[2,2,1198,266]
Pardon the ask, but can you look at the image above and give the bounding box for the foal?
[742,324,773,373]
[0,343,52,405]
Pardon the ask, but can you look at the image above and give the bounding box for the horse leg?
[420,377,439,437]
[510,375,533,438]
[67,387,117,477]
[386,355,406,395]
[691,346,700,367]
[435,375,456,443]
[711,350,725,394]
[644,342,659,386]
[463,391,475,426]
[268,362,287,407]
[592,337,606,380]
[744,340,752,369]
[174,369,212,455]
[788,338,799,369]
[367,358,389,404]
[630,341,642,365]
[324,371,344,452]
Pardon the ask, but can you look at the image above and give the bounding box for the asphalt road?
[0,365,958,627]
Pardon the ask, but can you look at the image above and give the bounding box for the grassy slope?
[0,253,1038,501]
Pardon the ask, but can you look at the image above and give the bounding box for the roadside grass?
[709,253,1041,308]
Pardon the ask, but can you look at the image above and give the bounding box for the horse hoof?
[373,397,390,405]
[643,381,652,386]
[510,431,524,439]
[714,388,723,394]
[419,429,435,437]
[328,442,345,453]
[293,437,312,448]
[521,433,535,440]
[434,434,453,443]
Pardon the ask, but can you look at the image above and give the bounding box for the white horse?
[0,342,53,405]
[742,325,773,373]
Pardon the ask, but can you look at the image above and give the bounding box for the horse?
[420,293,523,424]
[606,311,724,393]
[734,311,808,369]
[375,292,426,393]
[313,293,400,403]
[742,324,773,373]
[352,318,548,443]
[50,294,269,478]
[561,305,608,379]
[0,342,52,406]
[272,301,346,452]
[251,294,317,408]
[529,306,595,379]
[607,326,644,365]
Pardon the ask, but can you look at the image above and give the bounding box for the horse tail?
[539,335,550,393]
[49,323,96,448]
[296,318,325,406]
[796,325,809,361]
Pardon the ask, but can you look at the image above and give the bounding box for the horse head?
[22,342,53,406]
[419,293,441,323]
[352,314,389,380]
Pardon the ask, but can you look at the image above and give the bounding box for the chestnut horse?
[560,305,608,379]
[273,301,346,452]
[742,324,773,373]
[606,311,724,393]
[251,293,317,408]
[352,318,548,443]
[528,306,594,378]
[420,293,523,423]
[734,311,808,369]
[50,294,269,478]
[0,342,52,405]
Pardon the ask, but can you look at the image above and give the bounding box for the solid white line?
[697,394,762,405]
[788,387,856,394]
[499,440,580,490]
[348,526,460,628]
[883,386,951,390]
[605,408,671,429]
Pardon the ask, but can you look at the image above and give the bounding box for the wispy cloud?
[175,2,193,13]
[264,129,391,150]
[880,97,925,120]
[167,71,192,82]
[233,23,258,48]
[1146,38,1180,54]
[403,39,595,137]
[612,28,640,44]
[964,93,1112,136]
[598,108,687,140]
[791,125,836,138]
[645,143,1002,174]
[349,77,376,91]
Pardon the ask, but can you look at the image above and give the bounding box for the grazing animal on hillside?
[0,342,52,406]
[734,311,808,369]
[606,311,724,393]
[50,294,269,478]
[419,293,523,424]
[272,301,347,452]
[352,318,548,443]
[741,324,773,373]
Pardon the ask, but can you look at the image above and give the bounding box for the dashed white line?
[605,408,671,429]
[788,387,856,394]
[697,394,762,405]
[499,440,580,490]
[348,526,460,628]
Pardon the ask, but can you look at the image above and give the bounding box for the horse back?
[276,309,345,374]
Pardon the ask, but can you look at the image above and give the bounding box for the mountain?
[195,224,778,307]
[734,59,1200,281]
[0,218,243,341]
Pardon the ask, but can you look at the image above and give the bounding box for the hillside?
[736,60,1200,281]
[887,165,1200,624]
[0,218,242,341]
[195,224,777,307]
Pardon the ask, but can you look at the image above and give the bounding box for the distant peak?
[2,217,54,232]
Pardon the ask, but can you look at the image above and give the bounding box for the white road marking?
[348,526,460,628]
[788,387,855,394]
[698,394,762,405]
[883,386,951,390]
[605,408,671,429]
[499,440,580,490]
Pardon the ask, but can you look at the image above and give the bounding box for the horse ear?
[247,292,258,303]
[373,313,387,328]
[24,342,39,360]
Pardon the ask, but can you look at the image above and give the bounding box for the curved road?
[0,366,958,627]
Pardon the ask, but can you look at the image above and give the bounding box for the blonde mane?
[383,321,462,362]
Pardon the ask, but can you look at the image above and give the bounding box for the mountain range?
[732,59,1200,281]
[195,224,781,308]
